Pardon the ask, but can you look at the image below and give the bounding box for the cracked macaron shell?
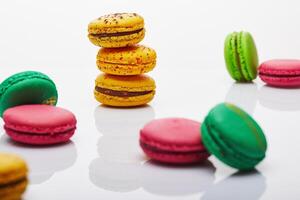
[97,45,156,75]
[201,103,267,170]
[94,74,156,107]
[224,31,258,82]
[0,71,58,117]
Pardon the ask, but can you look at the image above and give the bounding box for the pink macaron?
[139,118,209,164]
[3,104,77,145]
[259,59,300,87]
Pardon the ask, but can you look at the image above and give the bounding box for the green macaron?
[0,71,58,117]
[201,103,267,170]
[224,31,259,82]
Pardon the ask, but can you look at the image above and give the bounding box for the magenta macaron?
[3,104,77,145]
[259,59,300,87]
[139,118,209,164]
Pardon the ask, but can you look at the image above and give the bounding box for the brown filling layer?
[259,72,300,78]
[90,28,143,38]
[95,86,152,97]
[140,141,209,156]
[0,177,27,189]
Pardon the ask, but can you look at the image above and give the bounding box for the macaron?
[0,71,58,117]
[0,153,28,200]
[258,59,300,88]
[3,104,77,145]
[224,31,259,82]
[88,13,145,48]
[140,118,210,164]
[94,74,156,107]
[201,103,267,170]
[97,45,156,75]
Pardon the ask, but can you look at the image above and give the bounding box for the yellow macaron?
[94,73,156,107]
[88,13,145,48]
[97,45,156,75]
[0,153,28,200]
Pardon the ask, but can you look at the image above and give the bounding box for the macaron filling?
[258,72,300,78]
[140,140,209,156]
[95,86,153,97]
[4,126,76,136]
[0,177,27,189]
[90,28,144,38]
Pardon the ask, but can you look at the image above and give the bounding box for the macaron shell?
[140,118,206,152]
[95,74,156,92]
[0,71,58,117]
[94,90,155,107]
[97,45,156,75]
[238,32,258,81]
[224,32,244,81]
[98,45,156,65]
[3,105,76,134]
[88,13,144,34]
[201,103,267,170]
[97,61,156,75]
[0,153,28,185]
[5,128,76,145]
[88,29,145,48]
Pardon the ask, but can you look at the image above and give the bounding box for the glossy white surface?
[1,0,300,199]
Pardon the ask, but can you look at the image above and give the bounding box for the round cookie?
[3,105,77,145]
[94,74,156,107]
[88,13,145,48]
[258,59,300,88]
[97,45,156,75]
[0,71,58,117]
[201,103,267,170]
[140,118,210,164]
[224,31,258,82]
[0,153,28,200]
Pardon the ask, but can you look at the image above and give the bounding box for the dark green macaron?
[0,71,58,117]
[201,103,267,170]
[224,31,258,82]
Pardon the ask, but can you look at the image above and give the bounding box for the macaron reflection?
[141,160,215,196]
[0,135,77,184]
[225,83,258,114]
[259,85,300,111]
[202,170,266,200]
[89,105,155,192]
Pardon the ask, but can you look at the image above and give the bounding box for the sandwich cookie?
[3,105,77,145]
[0,153,28,200]
[259,59,300,88]
[0,71,58,117]
[224,31,258,82]
[97,45,156,75]
[140,118,210,164]
[88,13,145,48]
[94,74,156,107]
[201,103,267,170]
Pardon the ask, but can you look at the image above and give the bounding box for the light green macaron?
[224,31,259,82]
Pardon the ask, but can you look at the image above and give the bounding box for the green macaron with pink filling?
[224,31,259,82]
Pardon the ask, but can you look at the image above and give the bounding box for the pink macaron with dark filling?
[3,104,77,145]
[139,118,209,164]
[259,59,300,88]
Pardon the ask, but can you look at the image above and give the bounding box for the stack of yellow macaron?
[88,13,157,107]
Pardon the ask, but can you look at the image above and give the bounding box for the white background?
[1,0,300,199]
